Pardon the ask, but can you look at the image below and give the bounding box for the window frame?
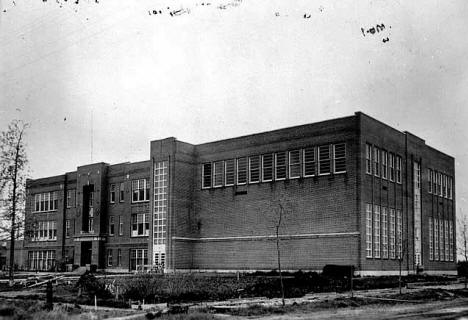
[262,154,274,182]
[288,150,301,179]
[201,163,212,189]
[224,159,235,186]
[275,152,287,180]
[303,147,316,177]
[333,143,346,174]
[373,147,380,177]
[365,144,372,175]
[396,156,402,184]
[248,155,261,184]
[318,145,331,176]
[132,179,150,202]
[236,157,248,185]
[381,150,388,179]
[213,160,224,188]
[119,182,125,202]
[109,216,115,236]
[109,184,116,203]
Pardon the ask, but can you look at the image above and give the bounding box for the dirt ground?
[240,298,468,320]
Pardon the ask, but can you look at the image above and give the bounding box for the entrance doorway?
[81,242,92,266]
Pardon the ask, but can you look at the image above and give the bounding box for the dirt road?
[246,298,468,320]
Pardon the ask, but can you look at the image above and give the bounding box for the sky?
[1,0,468,221]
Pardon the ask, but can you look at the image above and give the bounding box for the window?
[444,220,449,261]
[432,171,437,195]
[119,182,125,202]
[396,156,402,183]
[439,218,445,261]
[117,249,122,266]
[381,150,388,179]
[438,172,442,196]
[34,192,58,212]
[443,175,447,198]
[448,177,452,199]
[374,206,380,258]
[132,179,149,202]
[66,189,75,208]
[434,218,439,261]
[66,220,71,238]
[32,221,57,241]
[202,163,212,189]
[382,207,388,259]
[366,144,372,174]
[237,157,247,184]
[389,209,395,259]
[110,184,116,203]
[28,250,56,271]
[275,152,287,180]
[107,249,113,267]
[225,159,235,186]
[366,204,372,258]
[119,216,123,236]
[109,216,115,235]
[333,143,346,173]
[389,153,395,181]
[131,213,150,237]
[318,145,331,175]
[213,161,224,187]
[303,147,316,177]
[262,154,274,182]
[396,210,402,259]
[449,220,453,261]
[249,155,260,183]
[154,161,168,246]
[130,249,148,271]
[373,147,380,177]
[289,150,301,179]
[429,218,433,261]
[428,169,433,193]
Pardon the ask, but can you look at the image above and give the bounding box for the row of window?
[365,144,402,183]
[33,192,58,212]
[202,143,347,189]
[428,169,453,199]
[428,218,454,262]
[28,250,56,271]
[365,204,403,259]
[31,221,57,241]
[106,248,165,269]
[110,179,150,204]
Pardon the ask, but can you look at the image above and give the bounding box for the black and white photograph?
[1,0,468,319]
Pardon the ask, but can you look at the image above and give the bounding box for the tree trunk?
[276,225,285,307]
[8,135,21,286]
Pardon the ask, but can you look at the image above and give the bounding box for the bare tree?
[458,213,468,288]
[0,120,29,285]
[269,196,294,307]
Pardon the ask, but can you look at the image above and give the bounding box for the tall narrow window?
[373,147,380,177]
[262,154,274,182]
[449,220,454,261]
[119,182,125,202]
[444,220,449,261]
[381,150,388,179]
[213,161,224,187]
[366,204,372,258]
[428,169,433,194]
[448,177,453,199]
[289,150,301,179]
[382,207,388,259]
[433,171,437,195]
[117,249,122,266]
[429,218,433,261]
[110,184,116,203]
[237,157,247,184]
[389,153,395,182]
[333,143,346,173]
[107,249,113,267]
[225,159,235,186]
[202,163,212,189]
[438,173,443,196]
[439,218,445,261]
[389,208,396,259]
[275,152,287,180]
[397,210,402,259]
[66,190,75,208]
[303,147,316,177]
[119,216,123,236]
[131,213,149,237]
[249,155,260,183]
[374,206,381,258]
[443,175,447,198]
[366,144,372,174]
[396,156,402,183]
[65,220,71,238]
[109,216,115,235]
[434,218,439,261]
[318,145,331,175]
